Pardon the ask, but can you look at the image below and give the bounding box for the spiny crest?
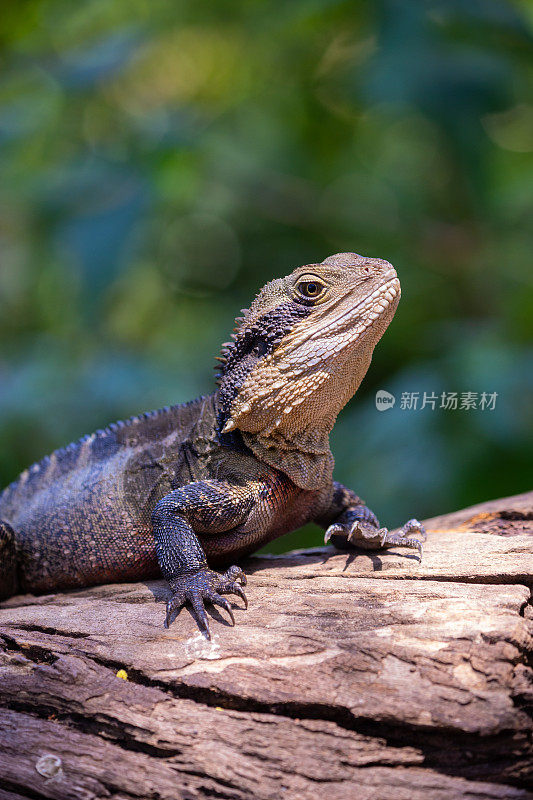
[214,306,250,384]
[214,275,297,382]
[214,298,312,389]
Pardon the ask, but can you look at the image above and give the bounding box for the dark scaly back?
[0,395,224,593]
[0,398,208,522]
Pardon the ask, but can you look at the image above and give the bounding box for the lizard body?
[0,253,425,636]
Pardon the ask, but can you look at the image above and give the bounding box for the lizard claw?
[379,518,427,559]
[325,517,427,560]
[348,522,388,545]
[218,567,248,608]
[227,581,248,609]
[324,519,388,550]
[324,523,342,544]
[400,518,427,543]
[222,564,247,587]
[165,565,248,636]
[217,565,248,609]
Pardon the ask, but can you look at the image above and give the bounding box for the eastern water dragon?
[0,253,426,637]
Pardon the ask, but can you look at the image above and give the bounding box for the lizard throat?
[241,427,335,490]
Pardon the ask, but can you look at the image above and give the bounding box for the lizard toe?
[187,588,211,638]
[224,581,248,609]
[205,591,235,625]
[399,518,427,542]
[380,521,426,560]
[165,567,247,634]
[223,565,247,587]
[164,591,186,629]
[217,571,248,609]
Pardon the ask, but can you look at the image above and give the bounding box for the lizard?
[0,252,426,638]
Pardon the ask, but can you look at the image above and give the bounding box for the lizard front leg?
[151,480,254,637]
[317,482,427,558]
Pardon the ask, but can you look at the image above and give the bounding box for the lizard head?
[216,252,400,443]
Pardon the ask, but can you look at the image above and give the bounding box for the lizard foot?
[325,517,427,559]
[165,565,247,638]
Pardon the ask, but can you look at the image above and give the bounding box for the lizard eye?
[295,278,326,302]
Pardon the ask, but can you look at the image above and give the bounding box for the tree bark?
[0,491,532,800]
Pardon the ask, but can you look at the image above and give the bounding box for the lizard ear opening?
[215,300,315,435]
[251,339,269,357]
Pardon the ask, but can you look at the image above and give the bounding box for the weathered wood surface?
[0,490,531,800]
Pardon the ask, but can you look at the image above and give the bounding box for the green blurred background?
[0,0,532,553]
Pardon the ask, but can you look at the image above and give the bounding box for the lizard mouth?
[348,277,401,334]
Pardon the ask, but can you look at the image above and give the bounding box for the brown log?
[1,491,532,799]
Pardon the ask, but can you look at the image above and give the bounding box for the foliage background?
[0,0,532,552]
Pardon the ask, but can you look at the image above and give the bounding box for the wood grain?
[1,491,532,799]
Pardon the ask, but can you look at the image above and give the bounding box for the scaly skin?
[0,253,426,638]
